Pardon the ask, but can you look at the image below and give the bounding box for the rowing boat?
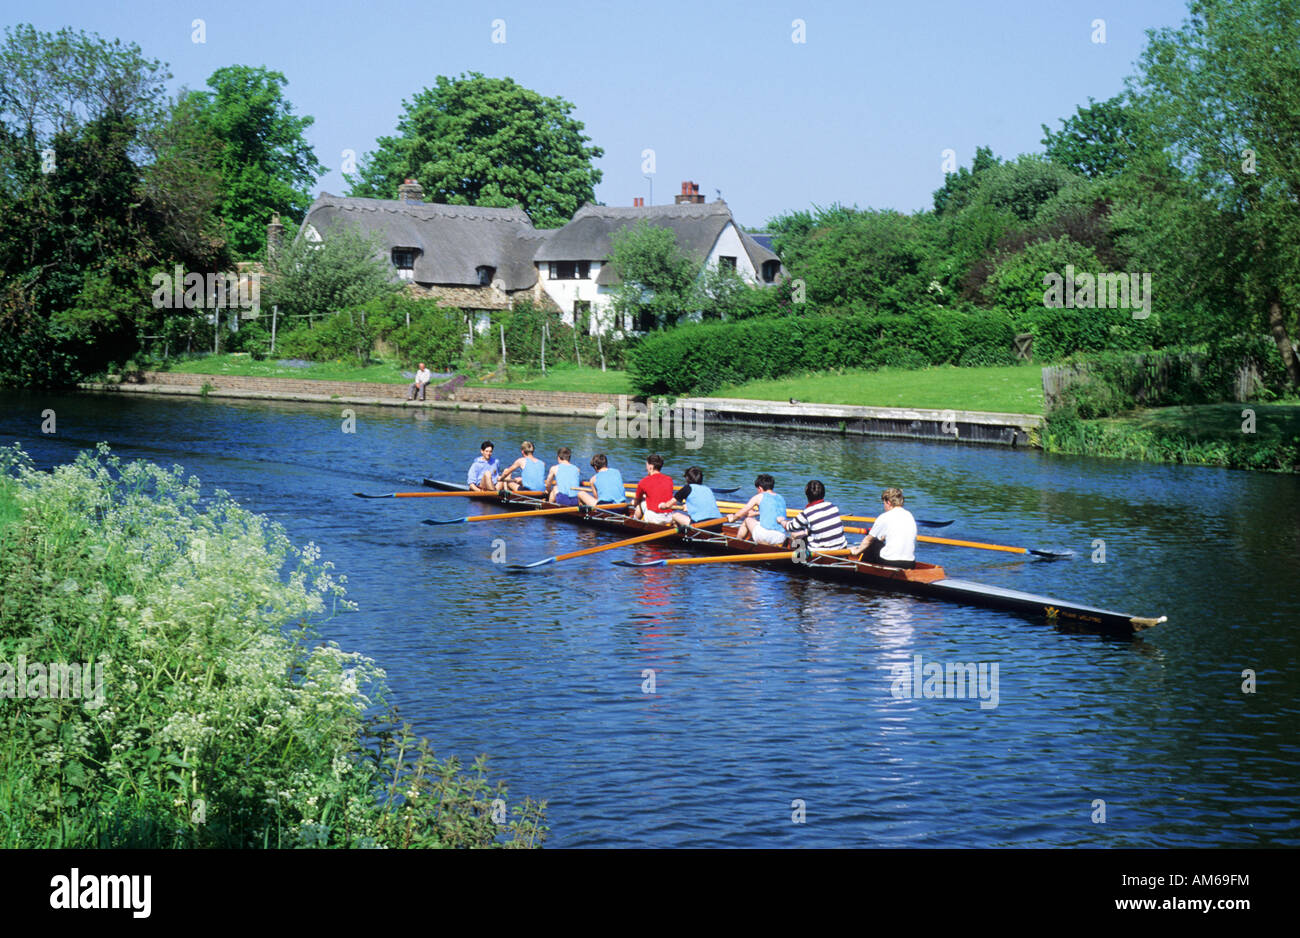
[422,479,1168,637]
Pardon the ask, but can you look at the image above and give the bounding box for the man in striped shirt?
[784,480,848,552]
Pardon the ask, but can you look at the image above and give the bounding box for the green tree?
[791,209,937,311]
[1042,95,1140,179]
[1130,0,1300,385]
[607,221,702,330]
[932,145,1000,216]
[263,225,401,330]
[184,66,325,258]
[346,73,603,228]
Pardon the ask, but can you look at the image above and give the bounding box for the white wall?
[703,222,760,284]
[537,261,617,332]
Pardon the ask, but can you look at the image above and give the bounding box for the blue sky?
[11,0,1192,227]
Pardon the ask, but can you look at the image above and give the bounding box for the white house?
[291,178,782,335]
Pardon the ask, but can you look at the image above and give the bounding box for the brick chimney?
[397,178,424,203]
[266,212,285,260]
[674,181,704,204]
[633,197,645,207]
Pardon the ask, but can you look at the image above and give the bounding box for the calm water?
[3,389,1298,847]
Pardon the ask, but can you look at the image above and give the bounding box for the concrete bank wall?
[82,373,1042,447]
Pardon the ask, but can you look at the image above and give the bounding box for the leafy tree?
[263,225,401,329]
[790,209,937,311]
[346,73,603,228]
[183,66,325,258]
[766,202,860,269]
[1130,0,1300,384]
[932,145,1000,216]
[1042,95,1141,179]
[607,221,701,330]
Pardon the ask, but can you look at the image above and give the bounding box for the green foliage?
[263,224,401,325]
[1130,0,1300,384]
[1042,95,1141,178]
[627,307,1015,395]
[277,310,377,365]
[791,209,938,311]
[183,66,325,259]
[607,221,702,330]
[1042,408,1299,473]
[346,72,602,229]
[0,444,547,847]
[932,146,1001,216]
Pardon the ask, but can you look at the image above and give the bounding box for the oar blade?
[1029,547,1074,559]
[506,556,557,571]
[353,491,396,499]
[917,519,954,528]
[611,558,668,568]
[421,517,469,526]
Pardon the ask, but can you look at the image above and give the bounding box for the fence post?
[271,304,278,353]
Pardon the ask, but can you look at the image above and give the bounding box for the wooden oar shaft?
[395,489,548,498]
[464,505,589,522]
[551,516,725,563]
[842,525,1028,554]
[713,497,880,524]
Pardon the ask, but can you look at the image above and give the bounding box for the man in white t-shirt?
[852,487,917,569]
[408,362,434,401]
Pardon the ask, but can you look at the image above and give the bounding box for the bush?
[626,306,1021,395]
[0,444,546,847]
[276,311,377,364]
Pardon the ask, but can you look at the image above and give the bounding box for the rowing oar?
[508,516,727,570]
[622,484,741,496]
[712,498,954,529]
[841,526,1071,559]
[614,548,854,568]
[355,489,548,499]
[422,504,625,526]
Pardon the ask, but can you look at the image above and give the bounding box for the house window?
[548,261,590,280]
[761,260,780,283]
[392,248,417,281]
[718,256,737,272]
[477,265,496,286]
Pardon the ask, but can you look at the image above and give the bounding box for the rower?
[467,441,499,492]
[785,480,848,552]
[545,447,582,506]
[580,453,625,507]
[631,454,675,523]
[666,466,721,527]
[851,487,917,569]
[497,441,546,494]
[727,474,787,546]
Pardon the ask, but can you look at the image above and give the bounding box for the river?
[3,388,1297,847]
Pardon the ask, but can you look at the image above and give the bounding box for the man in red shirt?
[631,454,675,524]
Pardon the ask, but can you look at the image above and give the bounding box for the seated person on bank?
[851,487,917,569]
[408,362,434,401]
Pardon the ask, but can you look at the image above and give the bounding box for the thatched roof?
[301,194,540,290]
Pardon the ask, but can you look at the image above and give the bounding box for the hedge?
[627,307,1017,395]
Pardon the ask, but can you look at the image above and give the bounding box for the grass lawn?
[1105,401,1300,441]
[710,364,1045,415]
[164,353,412,384]
[465,364,634,395]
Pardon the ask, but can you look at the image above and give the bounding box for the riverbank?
[1043,403,1300,473]
[0,444,545,848]
[80,371,1043,447]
